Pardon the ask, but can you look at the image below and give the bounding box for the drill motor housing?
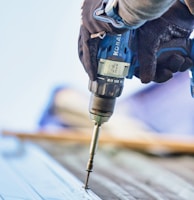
[89,31,135,124]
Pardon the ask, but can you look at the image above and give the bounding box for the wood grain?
[37,141,194,200]
[2,129,194,153]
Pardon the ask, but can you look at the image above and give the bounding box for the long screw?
[84,123,101,189]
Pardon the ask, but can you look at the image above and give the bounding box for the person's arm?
[114,0,194,29]
[182,0,194,14]
[117,0,176,28]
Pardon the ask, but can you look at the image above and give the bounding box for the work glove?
[78,0,126,81]
[134,1,194,83]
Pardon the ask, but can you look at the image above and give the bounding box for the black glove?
[134,1,194,83]
[153,38,193,83]
[78,0,126,81]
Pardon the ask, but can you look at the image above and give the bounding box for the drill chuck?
[88,55,130,124]
[88,66,126,125]
[89,94,116,124]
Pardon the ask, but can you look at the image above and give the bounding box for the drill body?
[88,31,136,125]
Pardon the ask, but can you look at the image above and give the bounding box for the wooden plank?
[37,141,194,200]
[2,129,194,153]
[0,138,101,200]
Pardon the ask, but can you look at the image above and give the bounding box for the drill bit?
[84,122,101,189]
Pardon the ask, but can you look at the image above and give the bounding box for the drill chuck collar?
[88,68,126,124]
[88,62,126,125]
[89,93,116,124]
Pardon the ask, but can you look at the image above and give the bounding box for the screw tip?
[84,171,91,189]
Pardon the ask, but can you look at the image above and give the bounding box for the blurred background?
[0,0,146,131]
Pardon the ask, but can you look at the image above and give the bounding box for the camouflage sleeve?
[117,0,176,28]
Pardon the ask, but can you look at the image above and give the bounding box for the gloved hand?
[153,39,193,83]
[78,0,126,81]
[134,1,194,83]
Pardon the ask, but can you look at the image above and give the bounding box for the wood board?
[36,140,194,200]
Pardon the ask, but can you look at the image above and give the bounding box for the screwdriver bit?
[84,123,101,189]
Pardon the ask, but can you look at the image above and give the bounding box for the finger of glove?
[157,53,193,72]
[78,29,84,65]
[180,56,193,71]
[157,53,185,71]
[88,36,101,78]
[78,26,97,81]
[154,68,173,83]
[156,37,193,74]
[154,55,193,83]
[137,27,159,83]
[167,54,193,72]
[154,54,182,83]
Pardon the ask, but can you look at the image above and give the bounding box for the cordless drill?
[84,31,194,189]
[84,0,194,189]
[84,30,137,189]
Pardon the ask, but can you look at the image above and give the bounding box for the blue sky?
[0,0,86,130]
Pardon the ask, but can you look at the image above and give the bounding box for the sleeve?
[117,0,176,28]
[184,0,194,14]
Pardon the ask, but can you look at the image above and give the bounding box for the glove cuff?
[93,0,134,30]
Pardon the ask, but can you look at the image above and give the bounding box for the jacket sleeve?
[184,0,194,14]
[117,0,176,28]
